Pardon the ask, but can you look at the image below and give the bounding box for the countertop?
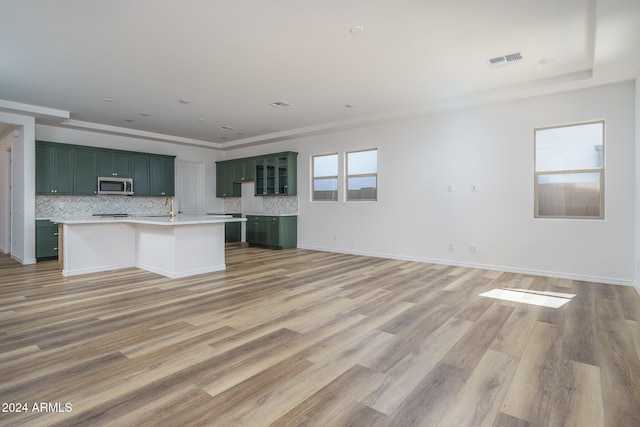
[49,215,246,226]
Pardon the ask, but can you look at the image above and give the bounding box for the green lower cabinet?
[36,220,59,260]
[225,214,242,243]
[246,215,297,249]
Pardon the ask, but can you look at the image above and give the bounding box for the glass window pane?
[347,176,377,200]
[536,122,603,171]
[313,154,338,177]
[313,178,338,200]
[537,172,601,217]
[347,150,377,175]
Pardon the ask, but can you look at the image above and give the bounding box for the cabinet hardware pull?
[53,247,58,251]
[54,233,58,236]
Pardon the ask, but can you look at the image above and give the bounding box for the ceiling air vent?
[487,51,525,69]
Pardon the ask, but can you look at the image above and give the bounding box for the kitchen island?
[50,215,246,278]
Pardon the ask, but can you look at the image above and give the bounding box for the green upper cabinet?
[131,155,150,197]
[74,148,97,195]
[150,156,175,197]
[97,151,131,177]
[216,162,238,198]
[233,159,255,182]
[36,142,73,195]
[255,152,297,196]
[36,141,175,198]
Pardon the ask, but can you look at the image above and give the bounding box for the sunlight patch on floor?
[479,288,575,308]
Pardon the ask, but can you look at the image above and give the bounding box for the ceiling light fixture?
[538,57,556,65]
[179,99,191,104]
[140,112,151,117]
[219,125,235,130]
[350,26,364,35]
[270,101,291,108]
[124,118,134,122]
[345,104,356,108]
[103,98,113,102]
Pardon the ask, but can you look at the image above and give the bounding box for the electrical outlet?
[471,184,478,192]
[469,245,477,253]
[448,184,453,193]
[448,243,454,251]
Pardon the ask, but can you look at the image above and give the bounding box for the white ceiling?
[0,0,638,149]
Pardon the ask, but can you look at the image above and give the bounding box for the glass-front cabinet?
[255,152,297,196]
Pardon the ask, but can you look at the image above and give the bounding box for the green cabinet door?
[36,220,59,260]
[97,151,131,177]
[150,156,175,197]
[74,148,97,195]
[254,152,297,196]
[36,142,73,195]
[131,155,150,196]
[246,215,297,249]
[216,162,238,197]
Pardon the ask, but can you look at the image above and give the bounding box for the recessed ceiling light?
[140,112,151,117]
[270,101,291,108]
[538,57,556,64]
[219,125,235,130]
[236,132,245,136]
[350,26,364,35]
[103,98,113,102]
[179,99,191,104]
[124,118,134,122]
[345,104,356,108]
[197,118,205,122]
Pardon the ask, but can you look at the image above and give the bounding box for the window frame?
[311,152,339,202]
[533,120,605,219]
[346,148,378,202]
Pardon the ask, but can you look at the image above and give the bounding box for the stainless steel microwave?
[97,177,134,195]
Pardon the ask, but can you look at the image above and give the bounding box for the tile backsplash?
[36,195,169,218]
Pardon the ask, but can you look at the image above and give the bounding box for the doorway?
[176,160,204,215]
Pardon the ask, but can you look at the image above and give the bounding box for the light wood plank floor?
[1,245,639,426]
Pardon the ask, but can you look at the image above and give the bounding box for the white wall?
[0,129,14,253]
[36,125,225,213]
[231,81,636,285]
[0,112,36,264]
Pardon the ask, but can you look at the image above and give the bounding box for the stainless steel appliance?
[97,177,134,195]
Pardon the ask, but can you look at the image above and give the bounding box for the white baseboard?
[297,245,635,287]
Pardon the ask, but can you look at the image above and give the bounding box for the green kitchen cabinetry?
[255,152,297,196]
[74,148,97,195]
[97,151,131,177]
[225,214,242,242]
[245,215,297,249]
[215,152,296,198]
[216,162,239,197]
[36,220,59,260]
[131,154,150,196]
[215,158,256,197]
[36,142,74,195]
[150,156,175,197]
[36,141,175,197]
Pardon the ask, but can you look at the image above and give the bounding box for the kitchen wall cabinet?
[215,152,296,198]
[36,220,59,260]
[150,156,175,197]
[74,148,97,195]
[131,155,150,196]
[255,152,297,196]
[97,151,131,177]
[216,162,239,197]
[35,141,175,197]
[36,142,74,195]
[246,215,297,249]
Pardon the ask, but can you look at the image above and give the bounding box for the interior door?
[176,160,204,215]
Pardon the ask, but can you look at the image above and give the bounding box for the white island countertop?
[51,215,246,278]
[50,215,245,226]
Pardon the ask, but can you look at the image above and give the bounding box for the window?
[312,153,338,201]
[534,121,604,218]
[347,149,377,201]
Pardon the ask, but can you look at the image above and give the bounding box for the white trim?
[297,245,635,287]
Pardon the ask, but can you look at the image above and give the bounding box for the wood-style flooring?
[1,245,639,426]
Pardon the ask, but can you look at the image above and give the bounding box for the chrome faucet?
[165,197,175,218]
